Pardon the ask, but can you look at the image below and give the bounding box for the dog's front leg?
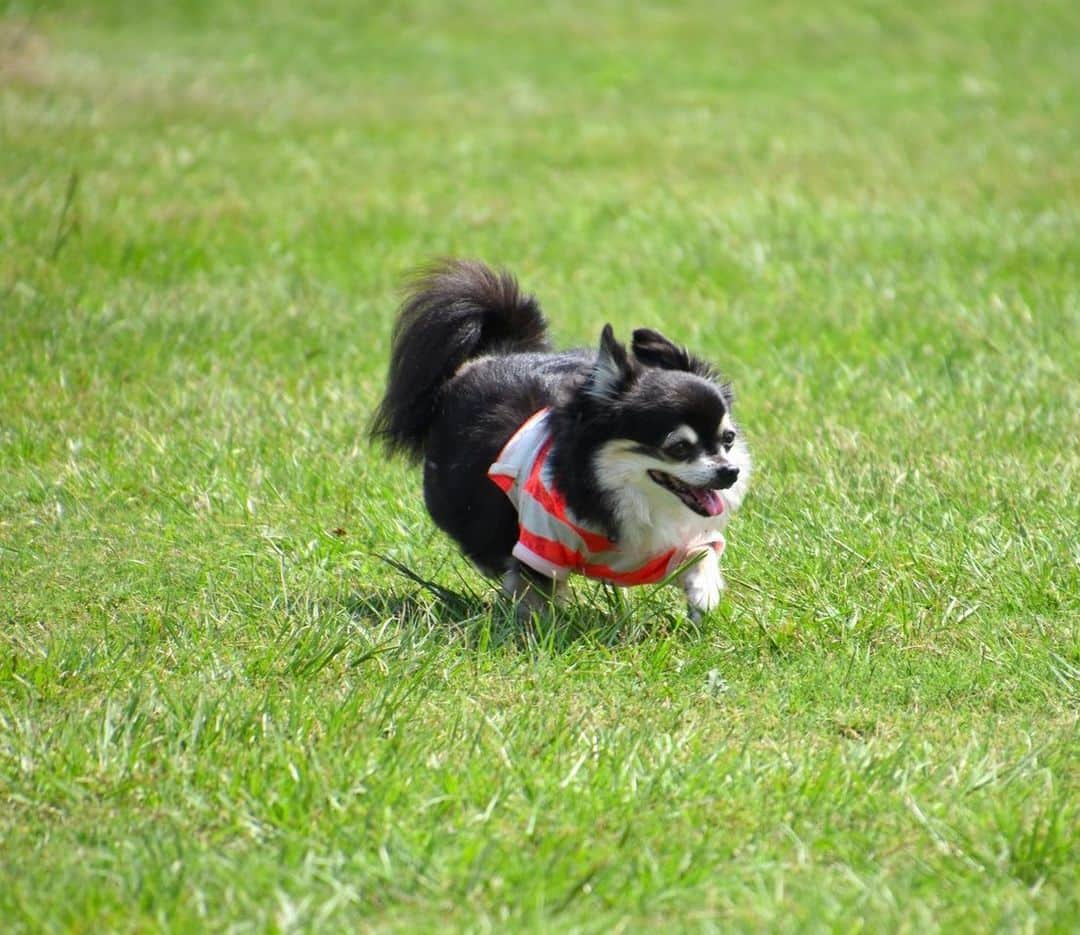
[502,561,568,620]
[680,547,724,621]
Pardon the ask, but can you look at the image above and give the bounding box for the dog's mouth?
[647,470,725,517]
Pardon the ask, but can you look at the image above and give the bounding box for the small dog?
[371,260,751,617]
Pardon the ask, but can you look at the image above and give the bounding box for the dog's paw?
[685,584,722,622]
[680,549,724,617]
[502,562,568,621]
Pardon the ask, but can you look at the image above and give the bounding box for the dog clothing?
[488,408,724,585]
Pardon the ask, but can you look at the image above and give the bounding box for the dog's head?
[577,325,750,527]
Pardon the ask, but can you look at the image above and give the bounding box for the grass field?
[2,0,1078,930]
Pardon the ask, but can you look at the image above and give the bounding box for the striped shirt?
[487,409,724,585]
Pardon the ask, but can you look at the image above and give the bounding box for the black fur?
[371,259,734,577]
[631,328,734,407]
[370,259,549,460]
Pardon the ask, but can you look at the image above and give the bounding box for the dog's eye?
[721,429,736,448]
[665,440,694,460]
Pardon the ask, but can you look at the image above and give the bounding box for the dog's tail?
[371,259,549,460]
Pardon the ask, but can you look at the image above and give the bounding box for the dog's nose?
[713,465,740,489]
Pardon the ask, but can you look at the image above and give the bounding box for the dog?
[371,260,751,617]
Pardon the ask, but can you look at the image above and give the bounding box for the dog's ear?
[632,328,691,370]
[587,324,634,400]
[632,328,717,381]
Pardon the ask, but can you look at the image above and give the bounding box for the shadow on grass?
[343,554,704,653]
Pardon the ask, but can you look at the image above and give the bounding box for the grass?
[1,0,1078,930]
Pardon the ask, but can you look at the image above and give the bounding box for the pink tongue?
[698,489,724,516]
[704,488,721,518]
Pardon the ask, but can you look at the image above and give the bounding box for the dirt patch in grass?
[0,19,49,85]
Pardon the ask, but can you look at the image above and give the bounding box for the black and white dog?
[372,260,750,616]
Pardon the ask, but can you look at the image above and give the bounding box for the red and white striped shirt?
[487,409,724,585]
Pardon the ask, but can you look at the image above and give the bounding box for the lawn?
[1,0,1078,930]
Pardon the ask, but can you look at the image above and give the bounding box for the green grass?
[2,0,1078,930]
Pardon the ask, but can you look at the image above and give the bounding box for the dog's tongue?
[694,488,724,517]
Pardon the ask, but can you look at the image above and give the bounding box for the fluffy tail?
[371,259,549,460]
